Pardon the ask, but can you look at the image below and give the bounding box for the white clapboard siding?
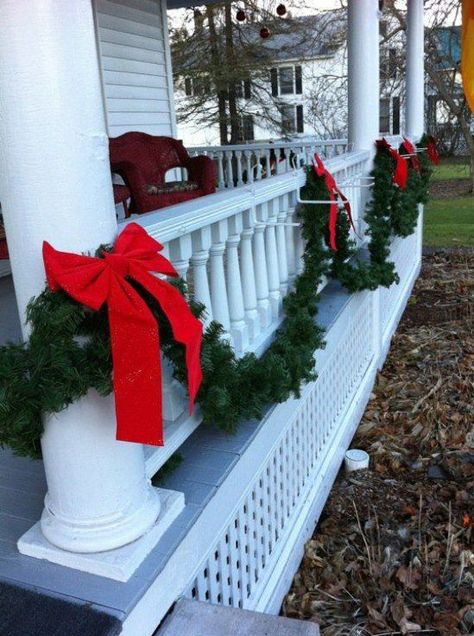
[95,0,177,138]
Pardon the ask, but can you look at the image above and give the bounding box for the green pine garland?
[0,139,432,459]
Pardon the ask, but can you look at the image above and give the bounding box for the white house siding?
[95,0,177,138]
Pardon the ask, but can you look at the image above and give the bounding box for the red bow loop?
[426,136,440,166]
[376,138,409,189]
[401,137,421,173]
[312,153,357,252]
[42,223,203,446]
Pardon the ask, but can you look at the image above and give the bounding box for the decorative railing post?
[190,227,213,327]
[226,213,249,353]
[209,220,231,337]
[263,201,282,320]
[276,194,289,296]
[252,208,272,329]
[240,210,260,341]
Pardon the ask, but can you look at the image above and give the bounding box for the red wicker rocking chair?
[109,133,216,216]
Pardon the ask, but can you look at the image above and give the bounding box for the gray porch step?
[157,599,319,636]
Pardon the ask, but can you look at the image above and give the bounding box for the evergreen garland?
[0,139,432,459]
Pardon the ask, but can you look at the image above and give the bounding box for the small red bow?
[376,138,408,190]
[312,154,356,251]
[401,137,421,172]
[43,223,203,446]
[426,136,440,165]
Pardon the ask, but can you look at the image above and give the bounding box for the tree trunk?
[224,1,240,144]
[207,5,228,145]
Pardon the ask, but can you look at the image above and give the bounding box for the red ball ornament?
[260,26,271,39]
[236,9,246,22]
[276,3,287,16]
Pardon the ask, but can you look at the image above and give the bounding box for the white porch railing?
[187,139,350,190]
[118,149,370,476]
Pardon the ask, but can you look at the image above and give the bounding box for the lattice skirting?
[122,225,422,635]
[182,224,421,614]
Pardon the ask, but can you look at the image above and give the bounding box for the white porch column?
[348,0,380,153]
[0,1,162,566]
[406,0,425,140]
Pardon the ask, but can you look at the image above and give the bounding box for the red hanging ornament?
[236,8,246,22]
[276,3,287,16]
[260,26,271,39]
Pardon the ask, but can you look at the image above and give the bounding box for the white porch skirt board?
[121,229,422,636]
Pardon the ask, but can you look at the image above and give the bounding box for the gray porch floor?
[0,274,351,629]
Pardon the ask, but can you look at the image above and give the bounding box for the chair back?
[109,132,189,187]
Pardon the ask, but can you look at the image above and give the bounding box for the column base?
[17,488,185,582]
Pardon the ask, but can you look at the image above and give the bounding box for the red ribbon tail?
[328,192,338,251]
[108,277,164,446]
[130,266,203,414]
[338,191,359,238]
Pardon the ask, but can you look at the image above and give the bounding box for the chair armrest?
[186,155,217,194]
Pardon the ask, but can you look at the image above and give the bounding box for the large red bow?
[43,223,203,446]
[376,138,408,190]
[426,136,440,166]
[401,137,421,172]
[312,153,356,251]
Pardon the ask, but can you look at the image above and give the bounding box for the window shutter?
[244,79,251,99]
[296,105,304,133]
[295,66,303,94]
[271,68,278,96]
[185,77,192,96]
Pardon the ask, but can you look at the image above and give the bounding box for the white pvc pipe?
[0,0,160,553]
[348,0,380,154]
[406,0,425,141]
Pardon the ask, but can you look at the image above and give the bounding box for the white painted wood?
[120,222,422,634]
[276,195,289,296]
[96,0,176,138]
[406,0,425,141]
[0,0,161,562]
[240,224,260,342]
[18,488,184,582]
[263,203,282,321]
[226,215,248,353]
[209,221,231,334]
[348,0,380,154]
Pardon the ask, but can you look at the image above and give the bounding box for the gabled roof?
[172,10,346,73]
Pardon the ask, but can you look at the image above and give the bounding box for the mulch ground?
[429,179,471,199]
[282,251,474,636]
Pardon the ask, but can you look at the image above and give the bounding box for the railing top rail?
[119,149,370,245]
[187,138,349,153]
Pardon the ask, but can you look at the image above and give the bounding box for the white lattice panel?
[185,291,375,609]
[380,224,420,337]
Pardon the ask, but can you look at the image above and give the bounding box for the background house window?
[271,66,303,96]
[392,96,400,134]
[379,98,390,133]
[235,80,252,99]
[184,75,211,97]
[281,104,304,134]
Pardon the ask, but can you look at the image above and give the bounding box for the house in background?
[172,11,407,147]
[0,0,426,633]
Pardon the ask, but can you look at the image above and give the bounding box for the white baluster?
[240,211,260,341]
[244,150,254,184]
[276,195,289,296]
[264,149,271,179]
[255,149,263,181]
[294,210,305,275]
[252,211,272,330]
[285,206,297,283]
[216,151,226,190]
[235,150,244,187]
[225,151,234,189]
[226,214,248,353]
[209,220,231,337]
[263,201,281,320]
[191,251,213,326]
[168,235,192,285]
